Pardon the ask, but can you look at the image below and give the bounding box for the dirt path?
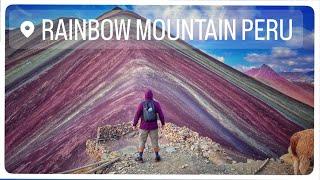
[105,143,226,174]
[88,125,295,175]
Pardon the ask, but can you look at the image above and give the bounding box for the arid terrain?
[79,123,300,175]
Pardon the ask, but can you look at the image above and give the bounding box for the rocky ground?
[84,122,297,175]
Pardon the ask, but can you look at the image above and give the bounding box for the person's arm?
[133,103,143,127]
[156,102,165,126]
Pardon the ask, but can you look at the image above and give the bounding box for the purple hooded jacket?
[133,90,165,130]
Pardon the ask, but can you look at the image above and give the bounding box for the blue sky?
[6,5,314,73]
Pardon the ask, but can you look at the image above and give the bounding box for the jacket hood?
[145,89,153,100]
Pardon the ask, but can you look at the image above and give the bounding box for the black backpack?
[143,100,157,122]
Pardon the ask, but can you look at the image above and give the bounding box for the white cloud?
[285,60,297,66]
[212,55,225,63]
[201,50,225,63]
[6,27,17,30]
[286,27,314,50]
[292,68,314,73]
[271,47,297,58]
[244,46,313,72]
[245,47,303,64]
[303,31,314,50]
[235,65,257,72]
[245,53,269,63]
[299,55,313,62]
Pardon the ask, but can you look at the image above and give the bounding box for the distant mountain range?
[279,71,314,84]
[245,64,313,107]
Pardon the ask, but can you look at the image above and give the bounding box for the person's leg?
[136,129,148,162]
[150,129,160,161]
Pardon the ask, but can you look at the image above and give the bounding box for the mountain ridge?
[245,64,313,107]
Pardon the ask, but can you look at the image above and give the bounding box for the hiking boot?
[135,156,143,163]
[155,155,161,162]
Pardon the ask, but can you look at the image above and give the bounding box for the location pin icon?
[20,21,35,38]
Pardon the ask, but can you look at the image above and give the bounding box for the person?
[132,89,165,163]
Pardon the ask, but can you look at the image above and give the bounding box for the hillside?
[5,8,313,173]
[245,64,314,107]
[279,71,314,84]
[75,123,297,175]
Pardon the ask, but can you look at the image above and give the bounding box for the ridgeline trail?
[79,122,297,175]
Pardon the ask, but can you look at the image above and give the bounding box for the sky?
[5,5,314,73]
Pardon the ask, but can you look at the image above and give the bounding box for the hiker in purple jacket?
[133,89,165,162]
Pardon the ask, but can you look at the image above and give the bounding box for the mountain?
[5,17,82,73]
[279,71,314,84]
[246,64,279,79]
[245,64,313,107]
[5,8,313,173]
[292,82,314,94]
